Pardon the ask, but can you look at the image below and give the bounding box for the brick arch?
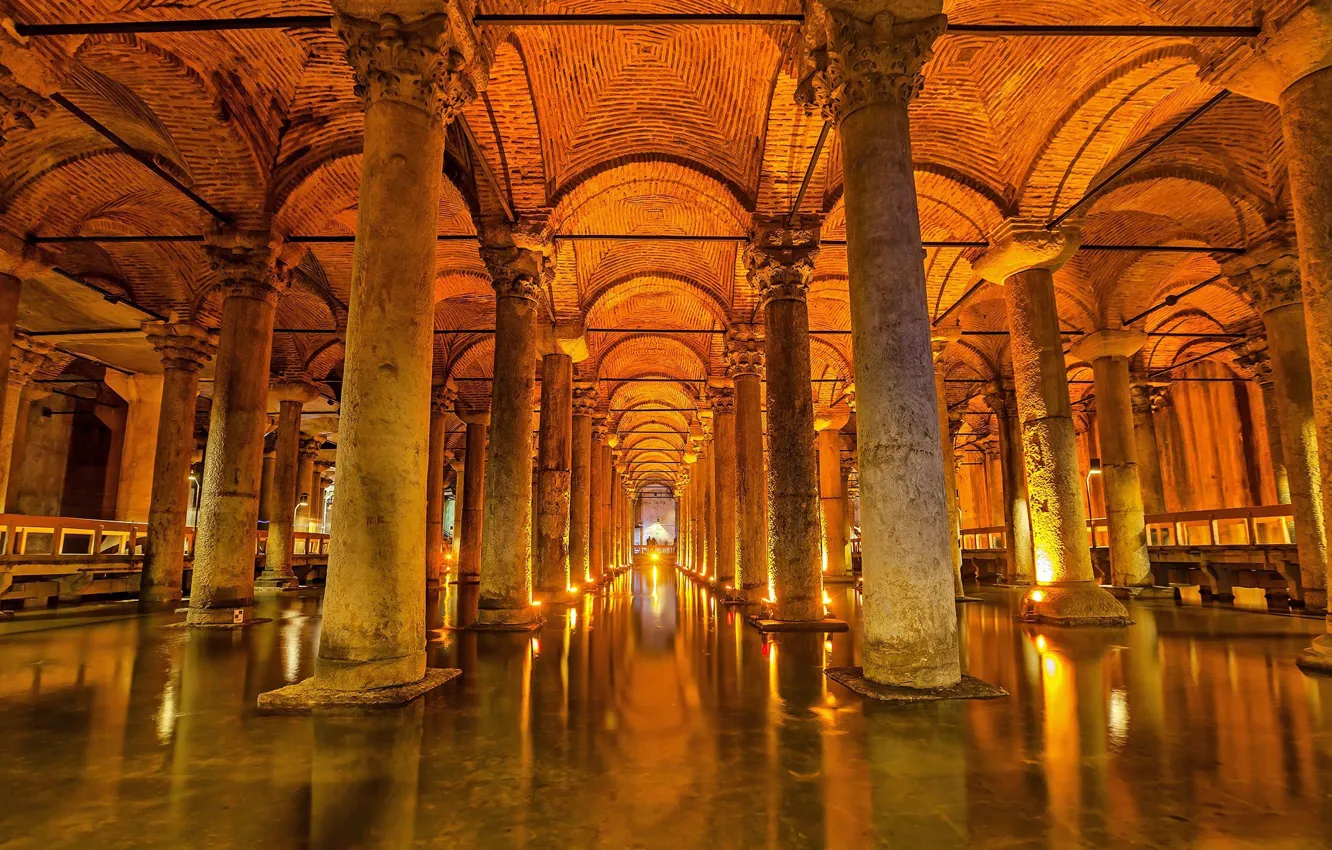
[593,333,710,384]
[583,272,731,331]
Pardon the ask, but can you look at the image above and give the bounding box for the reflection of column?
[570,382,596,583]
[814,407,849,577]
[140,322,216,612]
[456,405,488,582]
[727,328,768,598]
[590,415,607,582]
[1071,330,1152,589]
[188,233,282,627]
[1227,246,1327,609]
[425,383,455,592]
[746,218,823,621]
[105,373,164,523]
[798,6,960,682]
[709,383,737,586]
[932,343,964,595]
[475,229,544,628]
[1129,383,1168,515]
[865,700,970,844]
[259,381,319,590]
[975,223,1127,624]
[535,353,573,599]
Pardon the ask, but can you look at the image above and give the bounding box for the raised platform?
[826,667,1008,703]
[257,667,461,711]
[746,614,849,633]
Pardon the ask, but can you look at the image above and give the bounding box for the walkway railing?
[962,504,1295,552]
[0,514,330,609]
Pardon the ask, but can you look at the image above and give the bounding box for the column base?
[1106,585,1175,600]
[467,605,545,631]
[185,603,264,628]
[746,614,849,633]
[823,573,857,585]
[1018,583,1131,627]
[258,667,460,712]
[137,592,181,614]
[956,596,985,604]
[1302,589,1328,613]
[826,667,1008,702]
[1297,633,1332,673]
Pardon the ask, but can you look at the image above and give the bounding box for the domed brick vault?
[1,0,1332,706]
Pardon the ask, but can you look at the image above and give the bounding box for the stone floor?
[1,567,1331,849]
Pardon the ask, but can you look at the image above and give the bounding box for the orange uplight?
[1030,589,1045,603]
[531,599,544,607]
[1035,634,1048,652]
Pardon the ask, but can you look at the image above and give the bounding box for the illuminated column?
[260,7,486,705]
[814,404,850,578]
[425,382,455,593]
[727,328,769,599]
[105,373,164,523]
[0,274,21,480]
[189,232,283,627]
[974,223,1128,624]
[1226,244,1327,608]
[931,338,964,596]
[312,461,332,532]
[570,381,596,584]
[708,382,738,586]
[983,387,1034,584]
[745,218,823,621]
[139,322,216,612]
[1071,330,1153,590]
[475,228,544,629]
[590,415,608,582]
[258,448,276,523]
[1236,341,1291,505]
[696,431,714,578]
[601,439,615,573]
[681,447,696,571]
[456,403,487,582]
[258,379,320,590]
[609,456,621,569]
[448,456,464,559]
[1129,383,1168,515]
[0,337,52,511]
[534,352,573,600]
[295,437,320,528]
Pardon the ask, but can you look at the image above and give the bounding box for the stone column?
[138,322,216,612]
[258,380,319,591]
[1236,342,1291,505]
[695,434,713,578]
[840,452,855,568]
[425,383,454,593]
[188,233,283,627]
[727,328,768,599]
[312,461,332,532]
[260,8,488,705]
[258,448,276,523]
[1227,244,1328,608]
[590,415,607,581]
[931,341,964,596]
[600,439,614,575]
[745,218,824,622]
[814,405,850,578]
[974,223,1128,625]
[798,5,964,681]
[570,382,596,584]
[983,439,1004,526]
[456,404,487,582]
[105,373,164,523]
[0,337,52,511]
[0,274,21,461]
[1129,383,1168,515]
[295,437,320,531]
[708,382,738,587]
[1072,330,1154,590]
[474,229,544,629]
[534,352,573,600]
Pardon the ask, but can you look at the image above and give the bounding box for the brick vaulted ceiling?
[0,0,1295,487]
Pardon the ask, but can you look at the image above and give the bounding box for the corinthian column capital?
[744,216,820,305]
[796,5,947,123]
[143,320,218,373]
[725,326,765,378]
[203,226,289,304]
[972,219,1082,284]
[481,219,551,301]
[1222,235,1304,313]
[572,380,599,416]
[334,6,488,122]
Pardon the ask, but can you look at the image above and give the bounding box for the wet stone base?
[466,618,545,632]
[164,617,273,629]
[257,667,461,712]
[823,574,857,585]
[825,667,1008,703]
[746,615,850,633]
[1107,585,1176,600]
[956,596,985,604]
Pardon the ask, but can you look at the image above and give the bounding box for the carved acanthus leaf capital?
[1233,335,1274,385]
[973,220,1081,284]
[745,217,820,305]
[1223,239,1303,313]
[796,6,947,124]
[143,320,217,373]
[572,381,599,416]
[431,381,458,416]
[335,8,488,123]
[725,327,765,378]
[8,335,53,388]
[298,437,323,461]
[204,227,285,304]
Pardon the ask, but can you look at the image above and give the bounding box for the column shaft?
[535,353,573,597]
[734,370,767,596]
[260,398,302,588]
[570,404,592,583]
[996,398,1035,584]
[589,430,606,581]
[1089,354,1152,587]
[712,403,738,585]
[459,420,486,581]
[934,366,963,595]
[1258,381,1291,504]
[425,400,448,591]
[0,275,20,453]
[817,428,847,576]
[599,442,613,576]
[1130,387,1167,515]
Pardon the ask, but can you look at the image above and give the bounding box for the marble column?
[139,322,216,612]
[989,388,1035,585]
[258,381,319,590]
[1072,330,1153,589]
[600,439,614,576]
[931,342,964,596]
[474,230,544,629]
[456,405,488,582]
[745,218,823,622]
[1228,245,1328,608]
[840,452,855,568]
[0,274,21,463]
[727,328,768,599]
[681,446,696,571]
[0,337,52,511]
[258,448,276,523]
[312,461,332,532]
[1129,383,1168,515]
[295,437,320,530]
[798,5,961,681]
[1236,342,1291,505]
[105,373,164,523]
[708,382,738,587]
[570,382,596,583]
[425,383,454,593]
[974,223,1128,625]
[261,8,487,705]
[696,436,713,578]
[590,415,607,582]
[188,235,282,627]
[814,405,850,578]
[534,352,573,599]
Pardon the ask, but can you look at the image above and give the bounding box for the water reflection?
[1,573,1331,847]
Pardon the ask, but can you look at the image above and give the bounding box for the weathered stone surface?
[825,667,1008,703]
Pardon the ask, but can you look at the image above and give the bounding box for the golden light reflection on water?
[1,575,1332,847]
